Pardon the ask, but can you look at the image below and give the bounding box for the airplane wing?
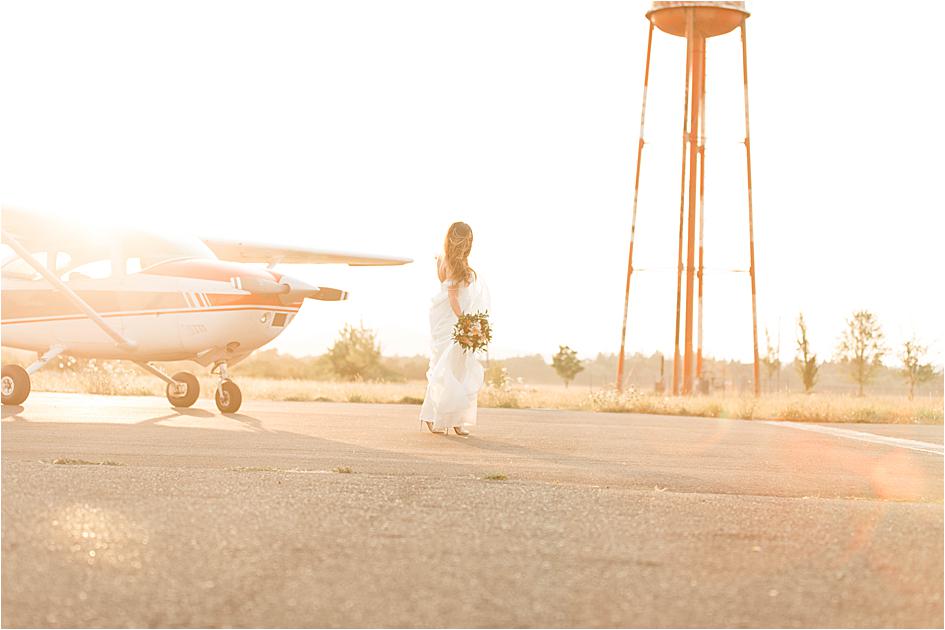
[201,239,413,267]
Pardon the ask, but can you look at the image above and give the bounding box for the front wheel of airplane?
[1,365,31,406]
[166,372,200,408]
[215,380,242,414]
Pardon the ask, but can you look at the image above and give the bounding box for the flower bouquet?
[452,311,492,354]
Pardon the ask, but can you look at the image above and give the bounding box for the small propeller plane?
[0,207,411,412]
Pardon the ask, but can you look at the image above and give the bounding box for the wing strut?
[27,345,67,375]
[1,229,137,351]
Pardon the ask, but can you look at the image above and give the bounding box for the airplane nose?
[277,274,318,296]
[232,274,347,303]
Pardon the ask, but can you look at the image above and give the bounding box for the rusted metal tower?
[616,1,760,396]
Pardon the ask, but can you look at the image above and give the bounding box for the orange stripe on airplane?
[0,289,298,320]
[1,305,300,326]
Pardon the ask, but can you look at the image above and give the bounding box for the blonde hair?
[443,221,476,286]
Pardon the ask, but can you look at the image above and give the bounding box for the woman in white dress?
[419,222,489,436]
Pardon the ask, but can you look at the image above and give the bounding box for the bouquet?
[452,311,492,354]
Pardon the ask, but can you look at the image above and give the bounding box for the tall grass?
[584,386,942,424]
[20,367,943,425]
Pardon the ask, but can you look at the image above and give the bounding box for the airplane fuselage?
[1,258,302,365]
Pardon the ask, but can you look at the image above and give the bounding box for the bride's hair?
[443,221,476,286]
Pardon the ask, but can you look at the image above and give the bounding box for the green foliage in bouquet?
[453,311,492,354]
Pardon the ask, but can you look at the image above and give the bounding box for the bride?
[419,221,490,436]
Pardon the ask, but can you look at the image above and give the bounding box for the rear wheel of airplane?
[215,380,242,414]
[166,372,200,408]
[1,365,31,406]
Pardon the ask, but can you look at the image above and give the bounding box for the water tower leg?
[683,31,705,396]
[672,11,694,397]
[740,23,761,398]
[696,42,707,385]
[616,21,655,391]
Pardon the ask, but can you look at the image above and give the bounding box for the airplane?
[0,207,412,412]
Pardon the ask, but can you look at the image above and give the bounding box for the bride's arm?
[436,256,446,283]
[447,284,463,317]
[438,256,462,315]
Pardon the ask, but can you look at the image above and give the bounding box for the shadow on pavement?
[222,412,265,432]
[1,405,25,420]
[2,414,435,476]
[135,407,216,426]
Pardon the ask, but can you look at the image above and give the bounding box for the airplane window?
[1,255,43,280]
[1,251,72,280]
[0,232,214,281]
[52,252,72,272]
[132,233,215,269]
[126,257,143,275]
[66,259,112,281]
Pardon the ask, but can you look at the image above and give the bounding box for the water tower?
[615,1,760,396]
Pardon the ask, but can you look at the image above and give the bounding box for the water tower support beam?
[740,22,761,397]
[682,30,705,396]
[616,21,655,391]
[696,41,707,383]
[672,11,694,396]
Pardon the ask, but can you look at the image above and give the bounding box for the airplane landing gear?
[135,362,200,409]
[2,347,65,406]
[212,361,242,414]
[166,372,200,408]
[1,365,30,406]
[215,380,242,414]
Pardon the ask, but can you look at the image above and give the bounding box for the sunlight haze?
[1,0,941,366]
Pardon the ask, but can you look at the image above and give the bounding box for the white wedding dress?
[419,277,490,432]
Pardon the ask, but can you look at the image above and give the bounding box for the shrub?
[328,324,384,381]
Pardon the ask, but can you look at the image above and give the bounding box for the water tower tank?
[646,1,749,38]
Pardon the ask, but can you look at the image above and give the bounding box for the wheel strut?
[212,361,242,413]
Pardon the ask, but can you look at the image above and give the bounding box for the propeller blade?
[305,287,348,302]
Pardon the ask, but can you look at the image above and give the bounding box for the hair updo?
[443,221,476,286]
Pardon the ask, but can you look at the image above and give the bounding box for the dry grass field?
[21,367,943,425]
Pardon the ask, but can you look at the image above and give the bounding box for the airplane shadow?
[136,407,216,426]
[2,403,268,433]
[4,414,432,475]
[135,409,268,433]
[222,412,265,432]
[5,400,619,483]
[1,405,25,420]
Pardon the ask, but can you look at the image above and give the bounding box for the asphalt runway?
[2,393,943,628]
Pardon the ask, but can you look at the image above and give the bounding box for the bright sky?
[2,1,942,366]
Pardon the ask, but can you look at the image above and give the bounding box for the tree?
[899,337,937,400]
[761,328,781,393]
[794,313,818,394]
[551,345,584,388]
[485,363,511,390]
[328,323,382,380]
[836,310,887,397]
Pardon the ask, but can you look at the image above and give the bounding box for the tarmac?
[2,393,942,628]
